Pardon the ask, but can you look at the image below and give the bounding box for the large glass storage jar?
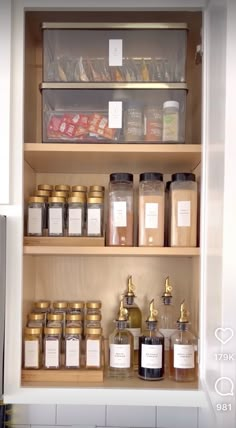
[48,197,65,236]
[169,173,198,247]
[107,173,134,246]
[65,327,82,369]
[44,327,62,369]
[138,172,164,246]
[86,197,104,237]
[27,196,45,236]
[67,196,85,236]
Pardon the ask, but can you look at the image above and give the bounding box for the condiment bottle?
[67,196,85,236]
[162,100,179,142]
[65,327,82,369]
[138,299,164,381]
[48,197,65,236]
[27,196,45,236]
[108,297,134,378]
[158,277,176,373]
[44,327,62,369]
[123,275,142,369]
[138,172,165,246]
[85,327,103,369]
[107,173,134,246]
[169,173,198,247]
[86,197,104,237]
[169,301,197,382]
[23,327,42,369]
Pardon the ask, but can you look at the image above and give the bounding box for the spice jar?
[47,313,64,329]
[170,173,197,247]
[68,301,84,315]
[27,313,45,329]
[85,327,103,369]
[23,327,42,369]
[86,197,104,237]
[52,301,68,335]
[85,314,102,329]
[27,196,45,236]
[107,173,134,246]
[124,103,143,141]
[66,313,83,328]
[163,101,179,142]
[55,184,71,193]
[67,196,85,236]
[72,185,87,194]
[38,184,54,192]
[44,327,62,369]
[65,327,82,369]
[48,197,65,236]
[33,300,51,320]
[138,172,164,246]
[89,185,105,194]
[86,300,102,316]
[144,106,162,141]
[35,190,51,198]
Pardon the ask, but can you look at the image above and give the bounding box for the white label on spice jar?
[109,39,123,66]
[49,208,63,234]
[24,340,39,368]
[127,327,141,350]
[86,339,101,367]
[141,344,163,369]
[174,344,194,369]
[87,208,101,235]
[113,201,127,227]
[145,203,158,229]
[110,344,130,368]
[45,339,59,368]
[177,201,191,227]
[159,328,175,351]
[68,208,82,235]
[28,207,42,235]
[108,101,122,129]
[66,339,80,367]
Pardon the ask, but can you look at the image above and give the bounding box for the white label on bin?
[28,207,42,234]
[141,344,163,369]
[177,201,191,227]
[110,344,130,368]
[86,339,100,367]
[24,340,39,368]
[113,201,127,227]
[159,328,175,351]
[87,208,101,235]
[66,339,80,367]
[45,339,59,367]
[174,344,194,368]
[109,39,123,66]
[68,208,82,235]
[127,327,141,350]
[108,101,122,128]
[145,203,158,229]
[49,208,63,234]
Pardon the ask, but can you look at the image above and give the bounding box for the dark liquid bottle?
[138,299,164,381]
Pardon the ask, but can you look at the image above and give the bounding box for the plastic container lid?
[110,173,133,183]
[163,101,179,110]
[171,173,196,182]
[139,172,163,182]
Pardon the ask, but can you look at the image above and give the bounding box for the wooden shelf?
[41,82,188,90]
[22,368,103,384]
[24,236,105,247]
[24,143,201,174]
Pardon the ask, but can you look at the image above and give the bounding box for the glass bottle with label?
[108,297,134,378]
[65,327,82,369]
[48,197,65,236]
[66,313,83,328]
[33,300,51,321]
[169,301,197,382]
[27,196,44,236]
[138,299,164,380]
[67,196,85,236]
[27,312,45,329]
[52,301,68,336]
[86,197,104,237]
[44,327,61,369]
[23,327,42,369]
[68,301,84,315]
[123,275,142,369]
[85,327,103,369]
[159,277,176,373]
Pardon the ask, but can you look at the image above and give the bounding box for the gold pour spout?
[117,295,128,321]
[162,276,173,297]
[146,298,158,322]
[126,275,136,297]
[178,300,190,323]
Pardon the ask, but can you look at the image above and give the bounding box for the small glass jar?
[89,185,105,194]
[86,300,102,316]
[27,312,45,329]
[68,301,84,315]
[138,172,165,247]
[52,301,68,335]
[35,190,51,198]
[47,312,64,329]
[144,106,162,141]
[27,196,45,236]
[85,327,103,369]
[67,196,85,236]
[48,197,65,236]
[72,185,87,194]
[66,313,83,328]
[85,314,102,329]
[38,184,54,192]
[55,184,71,193]
[107,173,134,246]
[88,191,104,199]
[23,327,42,369]
[44,327,62,369]
[124,103,143,141]
[86,197,104,237]
[33,300,51,321]
[163,101,179,142]
[51,191,68,199]
[65,327,82,369]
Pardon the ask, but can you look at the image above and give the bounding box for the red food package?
[47,115,63,138]
[88,113,108,135]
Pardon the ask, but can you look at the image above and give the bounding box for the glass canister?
[48,197,65,236]
[124,103,143,141]
[67,196,85,236]
[162,101,180,142]
[86,197,104,237]
[107,173,134,246]
[23,327,42,369]
[27,196,45,236]
[86,300,102,316]
[85,327,103,369]
[144,106,162,142]
[65,327,82,369]
[169,173,198,247]
[138,172,165,246]
[44,327,62,369]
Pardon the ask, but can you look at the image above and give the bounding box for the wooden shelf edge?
[22,369,103,383]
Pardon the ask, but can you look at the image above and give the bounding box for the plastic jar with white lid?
[163,100,179,142]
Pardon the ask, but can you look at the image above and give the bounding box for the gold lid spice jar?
[47,312,64,329]
[65,327,82,369]
[33,300,51,321]
[85,327,103,369]
[86,197,104,237]
[27,312,45,329]
[72,185,87,194]
[85,314,102,329]
[86,300,102,316]
[27,196,45,236]
[38,184,54,192]
[23,327,42,369]
[68,301,84,315]
[48,197,65,236]
[67,196,85,236]
[52,301,68,335]
[44,327,62,369]
[66,313,83,328]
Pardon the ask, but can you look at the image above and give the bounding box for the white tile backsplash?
[12,405,56,425]
[56,405,105,426]
[157,407,198,428]
[106,405,156,427]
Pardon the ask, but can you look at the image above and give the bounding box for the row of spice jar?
[32,299,102,319]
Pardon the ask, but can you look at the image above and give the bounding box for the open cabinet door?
[200,0,236,427]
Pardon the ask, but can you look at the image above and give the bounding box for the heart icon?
[215,328,234,345]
